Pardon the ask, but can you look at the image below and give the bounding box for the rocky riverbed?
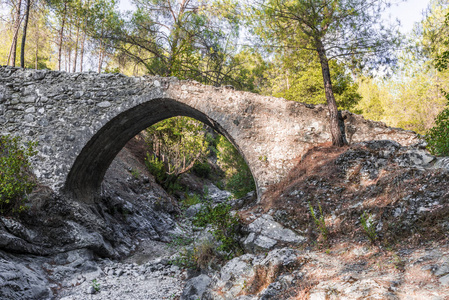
[53,242,449,300]
[57,240,186,300]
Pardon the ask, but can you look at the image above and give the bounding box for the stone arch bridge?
[0,67,418,200]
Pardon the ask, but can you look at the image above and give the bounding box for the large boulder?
[181,274,212,300]
[205,248,304,299]
[243,214,305,253]
[0,251,51,300]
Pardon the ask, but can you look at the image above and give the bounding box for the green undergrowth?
[426,106,449,156]
[192,199,242,257]
[0,134,37,215]
[171,191,243,270]
[180,193,202,209]
[308,201,328,242]
[361,211,378,244]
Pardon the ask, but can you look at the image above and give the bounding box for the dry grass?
[194,240,219,270]
[241,267,274,295]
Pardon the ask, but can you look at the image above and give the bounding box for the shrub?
[170,240,218,270]
[91,279,100,292]
[193,200,242,258]
[216,135,256,198]
[192,160,211,178]
[308,201,328,241]
[226,170,255,199]
[0,135,37,214]
[171,247,198,270]
[130,168,140,179]
[145,153,181,193]
[145,153,167,183]
[426,107,449,156]
[360,211,378,243]
[181,193,202,208]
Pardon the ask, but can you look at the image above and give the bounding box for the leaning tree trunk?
[317,43,347,147]
[20,0,31,68]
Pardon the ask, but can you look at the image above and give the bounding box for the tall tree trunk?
[80,30,86,72]
[20,0,31,68]
[34,14,39,69]
[73,26,80,72]
[317,42,347,147]
[72,0,83,72]
[8,0,22,66]
[80,0,90,72]
[68,22,72,72]
[98,44,103,73]
[97,22,105,73]
[58,2,67,71]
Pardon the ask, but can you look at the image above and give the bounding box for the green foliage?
[424,7,449,156]
[130,168,140,179]
[168,233,199,270]
[104,66,121,74]
[180,193,202,209]
[360,211,378,244]
[226,171,254,199]
[169,234,194,249]
[145,117,209,178]
[170,240,218,271]
[192,161,211,178]
[0,135,37,215]
[193,199,242,258]
[144,116,212,193]
[426,107,449,156]
[355,63,448,134]
[270,53,362,112]
[91,279,100,292]
[145,153,183,193]
[385,72,448,134]
[216,135,255,198]
[229,49,271,93]
[170,247,197,270]
[308,201,328,241]
[145,153,168,183]
[169,193,241,270]
[144,117,256,198]
[104,0,250,87]
[251,0,400,69]
[1,0,56,69]
[355,77,386,122]
[249,0,400,146]
[422,5,449,68]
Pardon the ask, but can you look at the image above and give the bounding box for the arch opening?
[64,98,258,201]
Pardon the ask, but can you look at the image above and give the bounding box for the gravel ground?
[56,240,186,300]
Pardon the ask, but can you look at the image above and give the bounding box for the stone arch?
[64,97,257,200]
[0,67,419,202]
